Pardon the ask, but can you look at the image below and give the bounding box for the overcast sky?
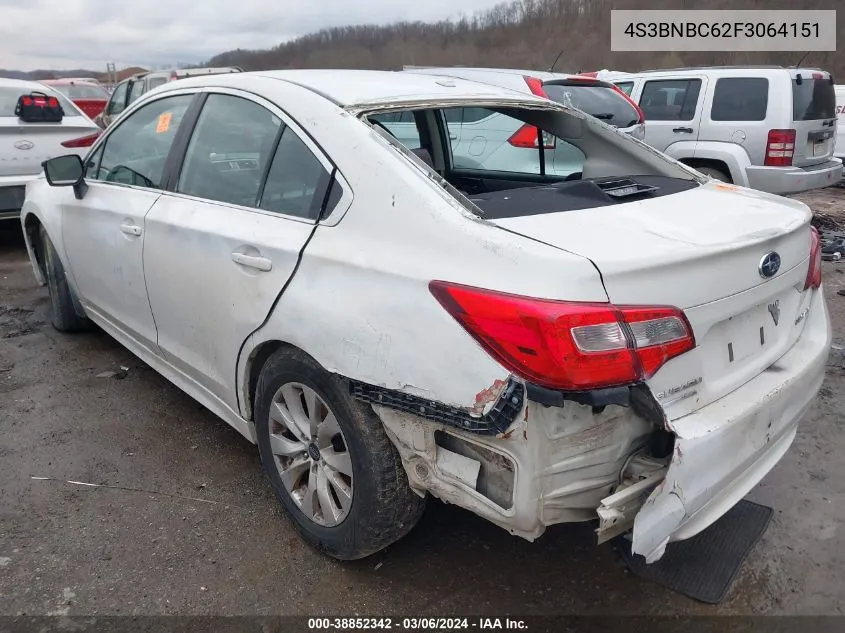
[0,0,505,71]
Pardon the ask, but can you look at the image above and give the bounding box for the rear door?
[790,70,837,166]
[143,90,340,410]
[636,76,707,152]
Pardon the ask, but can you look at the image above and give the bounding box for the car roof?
[156,69,549,108]
[404,66,579,82]
[41,78,100,86]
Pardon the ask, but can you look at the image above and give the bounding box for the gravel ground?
[1,187,844,617]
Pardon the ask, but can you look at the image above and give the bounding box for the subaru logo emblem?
[14,140,33,150]
[759,252,781,278]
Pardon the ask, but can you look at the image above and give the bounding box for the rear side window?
[639,79,702,121]
[543,83,640,128]
[710,78,769,121]
[616,82,634,96]
[178,94,283,208]
[793,75,836,121]
[258,128,331,220]
[0,86,78,117]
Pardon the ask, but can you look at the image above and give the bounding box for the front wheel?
[254,347,426,560]
[40,226,90,332]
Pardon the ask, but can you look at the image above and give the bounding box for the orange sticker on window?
[156,112,173,134]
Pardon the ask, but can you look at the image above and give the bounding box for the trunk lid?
[0,116,98,176]
[789,69,837,167]
[490,181,814,416]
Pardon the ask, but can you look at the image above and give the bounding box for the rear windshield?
[0,86,79,117]
[52,83,108,100]
[52,84,109,99]
[543,83,640,128]
[793,75,836,121]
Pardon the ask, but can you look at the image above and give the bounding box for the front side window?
[127,79,146,105]
[710,78,769,121]
[89,94,193,188]
[177,94,283,208]
[107,81,128,115]
[639,79,702,121]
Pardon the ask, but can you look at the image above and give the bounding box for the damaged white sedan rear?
[21,70,831,562]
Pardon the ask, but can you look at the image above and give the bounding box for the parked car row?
[19,68,831,564]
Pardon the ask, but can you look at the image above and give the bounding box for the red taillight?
[523,76,549,98]
[611,84,646,123]
[61,131,101,148]
[805,226,822,290]
[764,129,796,167]
[429,281,695,391]
[507,124,556,150]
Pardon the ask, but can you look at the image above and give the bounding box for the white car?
[21,70,830,563]
[1,78,101,221]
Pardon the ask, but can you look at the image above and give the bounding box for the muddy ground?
[1,188,844,617]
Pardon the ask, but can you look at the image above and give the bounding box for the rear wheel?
[697,166,732,183]
[254,347,425,559]
[40,226,90,332]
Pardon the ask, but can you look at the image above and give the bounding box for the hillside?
[207,0,844,77]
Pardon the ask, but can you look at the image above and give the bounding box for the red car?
[41,79,109,119]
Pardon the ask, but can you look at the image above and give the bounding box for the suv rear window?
[0,86,79,117]
[543,83,640,128]
[793,75,836,121]
[710,78,768,121]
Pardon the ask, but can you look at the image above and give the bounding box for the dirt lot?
[1,188,844,616]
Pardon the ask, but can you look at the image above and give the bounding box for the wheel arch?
[22,211,47,285]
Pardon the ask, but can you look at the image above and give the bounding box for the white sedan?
[1,78,100,221]
[21,70,830,563]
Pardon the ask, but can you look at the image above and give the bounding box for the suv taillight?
[429,281,696,391]
[765,129,796,167]
[511,77,556,150]
[611,84,646,123]
[805,226,822,290]
[61,131,101,148]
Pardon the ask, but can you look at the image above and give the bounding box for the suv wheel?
[698,166,732,183]
[254,347,426,559]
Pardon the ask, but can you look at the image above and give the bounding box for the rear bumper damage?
[369,289,829,563]
[745,158,842,195]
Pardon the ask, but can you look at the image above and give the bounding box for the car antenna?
[794,52,810,68]
[547,49,565,72]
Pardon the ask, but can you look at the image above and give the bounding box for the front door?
[61,92,196,352]
[143,91,335,409]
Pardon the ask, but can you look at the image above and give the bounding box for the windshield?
[543,83,640,128]
[0,86,80,117]
[793,75,835,121]
[52,83,108,100]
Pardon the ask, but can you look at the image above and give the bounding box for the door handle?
[673,127,694,134]
[231,252,272,272]
[120,223,142,237]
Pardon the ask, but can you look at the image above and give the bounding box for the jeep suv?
[608,66,842,194]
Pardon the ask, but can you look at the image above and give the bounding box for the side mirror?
[43,154,88,199]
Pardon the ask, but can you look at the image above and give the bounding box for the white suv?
[610,66,842,194]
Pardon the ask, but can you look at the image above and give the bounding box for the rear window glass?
[53,83,108,100]
[0,86,79,117]
[793,75,835,121]
[710,78,768,121]
[543,83,640,128]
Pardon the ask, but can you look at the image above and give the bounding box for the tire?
[697,166,732,183]
[254,347,426,560]
[40,226,90,332]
